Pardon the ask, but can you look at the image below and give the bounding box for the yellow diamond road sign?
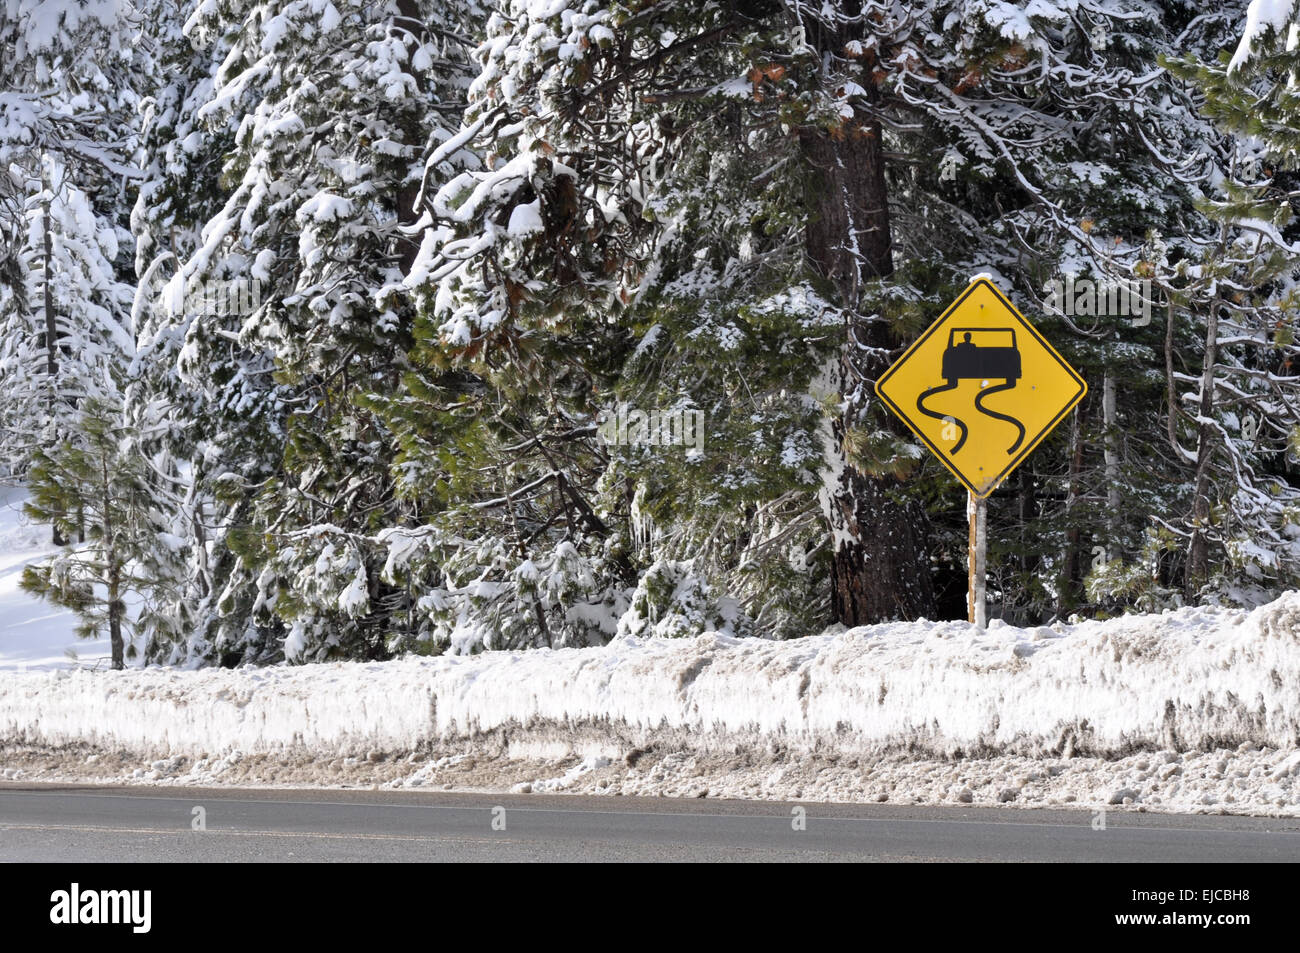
[875,278,1087,499]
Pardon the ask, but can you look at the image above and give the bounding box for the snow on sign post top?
[875,278,1087,499]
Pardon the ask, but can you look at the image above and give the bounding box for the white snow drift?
[3,591,1300,768]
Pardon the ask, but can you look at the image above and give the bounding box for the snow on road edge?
[2,592,1299,812]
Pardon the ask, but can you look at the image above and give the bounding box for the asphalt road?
[1,783,1298,862]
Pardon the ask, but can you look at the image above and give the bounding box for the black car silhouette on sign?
[916,327,1026,457]
[941,329,1021,383]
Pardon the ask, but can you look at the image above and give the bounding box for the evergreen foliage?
[5,0,1300,666]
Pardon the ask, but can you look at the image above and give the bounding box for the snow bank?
[3,592,1300,763]
[0,661,433,755]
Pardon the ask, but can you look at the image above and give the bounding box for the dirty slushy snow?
[3,589,1300,815]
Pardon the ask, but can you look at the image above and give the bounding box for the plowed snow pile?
[2,592,1300,814]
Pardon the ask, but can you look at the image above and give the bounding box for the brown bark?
[824,461,936,623]
[801,14,935,625]
[108,568,124,670]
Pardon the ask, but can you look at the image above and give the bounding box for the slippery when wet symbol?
[916,328,1026,457]
[875,279,1086,499]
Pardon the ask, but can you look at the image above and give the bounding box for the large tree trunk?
[108,569,124,670]
[801,12,935,625]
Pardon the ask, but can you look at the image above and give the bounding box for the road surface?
[1,783,1297,862]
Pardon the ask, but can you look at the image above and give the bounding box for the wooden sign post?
[968,491,987,630]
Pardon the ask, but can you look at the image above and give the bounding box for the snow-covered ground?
[0,485,120,671]
[1,584,1299,815]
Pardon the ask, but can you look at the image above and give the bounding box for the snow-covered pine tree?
[131,0,479,663]
[125,0,285,664]
[875,0,1236,619]
[1159,0,1300,602]
[6,0,1295,668]
[0,0,150,183]
[398,0,1290,638]
[828,0,1300,619]
[0,155,134,476]
[395,0,945,647]
[20,395,177,668]
[0,0,147,477]
[0,2,148,594]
